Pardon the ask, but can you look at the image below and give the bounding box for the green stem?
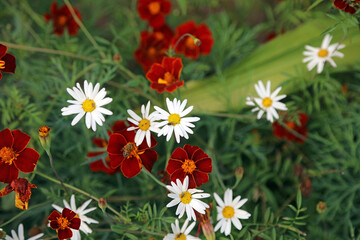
[46,150,69,195]
[142,169,166,188]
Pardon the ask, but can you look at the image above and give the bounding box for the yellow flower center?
[148,1,161,15]
[286,121,296,129]
[168,113,181,126]
[222,206,235,219]
[139,119,150,131]
[147,47,157,58]
[0,147,17,165]
[56,216,70,230]
[179,191,192,204]
[262,97,272,108]
[158,72,175,85]
[58,15,67,26]
[181,159,196,174]
[0,60,5,69]
[185,37,196,49]
[82,99,96,112]
[318,49,328,58]
[175,233,186,240]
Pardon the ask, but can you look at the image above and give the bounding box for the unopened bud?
[39,125,51,138]
[98,197,107,210]
[113,54,121,63]
[193,38,201,47]
[0,228,5,239]
[235,166,244,180]
[316,201,327,214]
[39,126,51,152]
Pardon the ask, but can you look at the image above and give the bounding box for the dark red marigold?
[48,208,81,240]
[172,20,214,59]
[333,0,359,14]
[272,113,308,144]
[0,129,40,183]
[44,2,82,36]
[137,0,172,28]
[107,130,158,178]
[146,57,184,93]
[166,144,212,188]
[134,30,172,73]
[88,121,128,175]
[0,178,35,210]
[0,44,16,80]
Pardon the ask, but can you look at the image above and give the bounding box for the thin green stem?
[142,169,166,188]
[47,151,69,195]
[199,111,256,120]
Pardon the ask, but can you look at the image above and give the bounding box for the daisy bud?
[39,125,51,152]
[98,197,108,210]
[235,166,244,180]
[316,201,327,214]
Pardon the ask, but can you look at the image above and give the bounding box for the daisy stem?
[63,0,107,60]
[142,169,166,188]
[35,170,128,221]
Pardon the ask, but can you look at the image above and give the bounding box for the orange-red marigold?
[0,44,16,80]
[166,144,212,188]
[146,57,184,93]
[172,20,214,59]
[44,2,82,36]
[107,130,158,178]
[0,128,40,183]
[137,0,172,28]
[48,208,81,240]
[272,113,308,144]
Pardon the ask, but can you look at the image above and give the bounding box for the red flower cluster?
[166,144,212,188]
[138,0,172,28]
[333,0,359,14]
[88,121,128,175]
[48,208,81,240]
[107,130,158,178]
[272,113,308,144]
[0,44,16,80]
[0,178,36,210]
[0,128,40,183]
[146,57,184,93]
[44,2,82,36]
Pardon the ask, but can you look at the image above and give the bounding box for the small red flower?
[0,44,16,80]
[44,2,82,36]
[172,20,214,59]
[48,208,81,240]
[134,30,172,73]
[300,178,313,198]
[137,0,172,28]
[0,129,40,183]
[146,57,184,93]
[11,178,37,210]
[166,144,212,188]
[333,0,359,14]
[272,113,308,144]
[88,121,128,175]
[107,130,158,178]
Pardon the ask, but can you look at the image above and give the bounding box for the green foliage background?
[0,0,360,239]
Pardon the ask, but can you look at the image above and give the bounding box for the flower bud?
[316,201,327,214]
[39,126,51,152]
[235,166,244,180]
[300,178,312,198]
[195,203,215,240]
[0,228,5,239]
[193,38,201,47]
[98,197,108,210]
[113,54,121,63]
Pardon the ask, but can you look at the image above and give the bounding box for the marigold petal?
[109,154,125,169]
[0,163,18,183]
[188,174,197,188]
[50,220,60,230]
[112,121,128,133]
[107,133,127,155]
[58,228,73,240]
[333,0,348,9]
[161,0,172,13]
[149,14,165,28]
[121,156,142,178]
[138,133,157,150]
[170,169,186,185]
[69,217,81,230]
[166,159,183,174]
[183,144,200,159]
[1,54,16,73]
[146,63,165,83]
[141,149,158,173]
[195,158,212,173]
[11,129,30,152]
[48,210,61,221]
[121,130,136,143]
[0,128,13,149]
[62,208,77,220]
[14,148,40,173]
[171,147,188,160]
[0,44,8,59]
[192,170,210,187]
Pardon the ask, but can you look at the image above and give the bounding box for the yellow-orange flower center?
[181,159,196,174]
[148,1,161,15]
[56,216,70,230]
[122,142,138,158]
[286,121,296,129]
[179,191,192,204]
[222,206,235,219]
[147,47,157,58]
[58,15,67,26]
[0,147,17,165]
[175,233,186,240]
[185,37,195,49]
[0,60,5,69]
[168,113,181,126]
[139,119,150,131]
[262,97,272,108]
[158,72,175,85]
[318,49,328,58]
[82,99,96,112]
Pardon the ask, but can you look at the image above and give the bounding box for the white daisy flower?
[127,101,159,147]
[154,98,200,143]
[52,195,99,240]
[302,34,345,74]
[61,80,113,131]
[246,80,287,123]
[166,176,210,221]
[214,189,251,236]
[163,219,200,240]
[5,224,44,240]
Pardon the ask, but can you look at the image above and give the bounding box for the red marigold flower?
[195,203,215,239]
[0,128,40,183]
[137,0,172,28]
[107,130,158,178]
[88,121,128,175]
[11,178,37,210]
[44,2,82,36]
[333,0,359,14]
[300,178,313,198]
[272,113,308,144]
[172,20,214,59]
[166,144,212,188]
[134,30,172,73]
[333,0,348,9]
[146,57,184,93]
[0,44,16,80]
[48,208,81,240]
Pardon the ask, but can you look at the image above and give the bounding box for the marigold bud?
[39,125,51,152]
[235,166,244,180]
[113,54,121,63]
[300,178,312,198]
[98,197,107,210]
[316,201,327,214]
[193,38,201,47]
[39,125,51,138]
[195,203,215,240]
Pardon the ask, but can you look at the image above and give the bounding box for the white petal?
[71,112,85,126]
